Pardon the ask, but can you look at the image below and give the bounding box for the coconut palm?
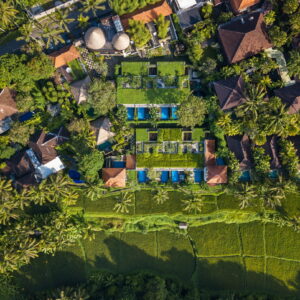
[40,25,64,48]
[0,1,18,31]
[24,181,54,205]
[182,194,203,214]
[235,184,257,209]
[53,9,75,33]
[17,21,42,44]
[153,188,169,205]
[85,182,106,201]
[81,0,105,17]
[113,192,134,214]
[0,177,13,194]
[77,13,90,29]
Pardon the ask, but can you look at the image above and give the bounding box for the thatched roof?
[218,12,271,64]
[112,32,130,51]
[0,88,18,121]
[214,75,246,110]
[226,135,252,170]
[206,165,228,185]
[70,76,91,104]
[84,27,106,51]
[48,45,80,68]
[274,83,300,114]
[90,117,115,146]
[102,168,126,187]
[230,0,260,12]
[204,139,216,166]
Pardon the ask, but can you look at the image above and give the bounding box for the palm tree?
[17,22,41,44]
[235,184,257,209]
[80,0,105,16]
[182,195,203,214]
[0,177,13,194]
[77,13,90,29]
[24,181,54,205]
[53,9,75,33]
[85,182,106,201]
[113,192,134,214]
[40,25,64,48]
[153,188,169,205]
[0,1,18,31]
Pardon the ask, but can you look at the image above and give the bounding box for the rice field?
[16,221,300,297]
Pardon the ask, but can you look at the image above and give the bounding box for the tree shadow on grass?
[15,235,300,298]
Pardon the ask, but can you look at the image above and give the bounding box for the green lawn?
[15,221,300,297]
[67,59,86,81]
[136,153,204,168]
[121,62,149,75]
[117,86,190,104]
[157,61,186,76]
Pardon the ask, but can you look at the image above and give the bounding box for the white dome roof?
[84,27,106,50]
[112,32,130,51]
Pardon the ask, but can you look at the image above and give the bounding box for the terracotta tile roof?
[204,139,216,166]
[214,75,246,110]
[0,88,18,121]
[274,83,300,114]
[126,155,136,169]
[121,0,173,28]
[226,134,252,170]
[48,45,80,68]
[218,12,272,64]
[102,168,126,188]
[230,0,260,12]
[206,165,228,185]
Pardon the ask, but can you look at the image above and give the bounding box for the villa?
[218,12,272,64]
[229,0,261,13]
[274,83,300,114]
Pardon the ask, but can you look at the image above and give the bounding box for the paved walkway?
[265,48,295,86]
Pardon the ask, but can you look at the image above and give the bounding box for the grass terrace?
[136,153,203,168]
[117,61,190,105]
[67,59,86,81]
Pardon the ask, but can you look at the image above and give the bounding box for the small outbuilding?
[102,168,126,188]
[274,83,300,114]
[112,32,130,51]
[70,76,91,104]
[84,27,106,51]
[90,117,115,146]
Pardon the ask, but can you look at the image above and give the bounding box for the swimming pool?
[160,171,169,183]
[98,141,113,151]
[171,107,178,120]
[239,170,250,182]
[138,108,146,120]
[127,107,135,120]
[68,170,85,184]
[161,107,169,120]
[171,171,179,183]
[194,169,203,183]
[138,170,148,183]
[112,161,126,168]
[216,157,225,165]
[19,111,34,122]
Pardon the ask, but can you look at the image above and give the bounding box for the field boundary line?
[236,224,247,289]
[155,231,159,259]
[266,256,300,263]
[263,223,267,288]
[197,254,241,259]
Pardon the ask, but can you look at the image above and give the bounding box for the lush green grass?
[15,221,300,297]
[117,86,190,104]
[192,128,205,141]
[67,59,86,81]
[157,61,186,76]
[136,153,203,168]
[136,128,148,141]
[189,223,241,256]
[158,128,182,141]
[121,62,149,75]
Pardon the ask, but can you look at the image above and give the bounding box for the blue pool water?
[171,107,178,120]
[171,171,179,183]
[239,170,250,182]
[138,108,146,120]
[138,171,148,183]
[98,141,112,151]
[112,161,126,168]
[160,171,169,183]
[19,112,34,122]
[161,107,169,120]
[194,169,203,183]
[68,170,85,184]
[269,169,278,179]
[216,157,225,165]
[127,107,135,120]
